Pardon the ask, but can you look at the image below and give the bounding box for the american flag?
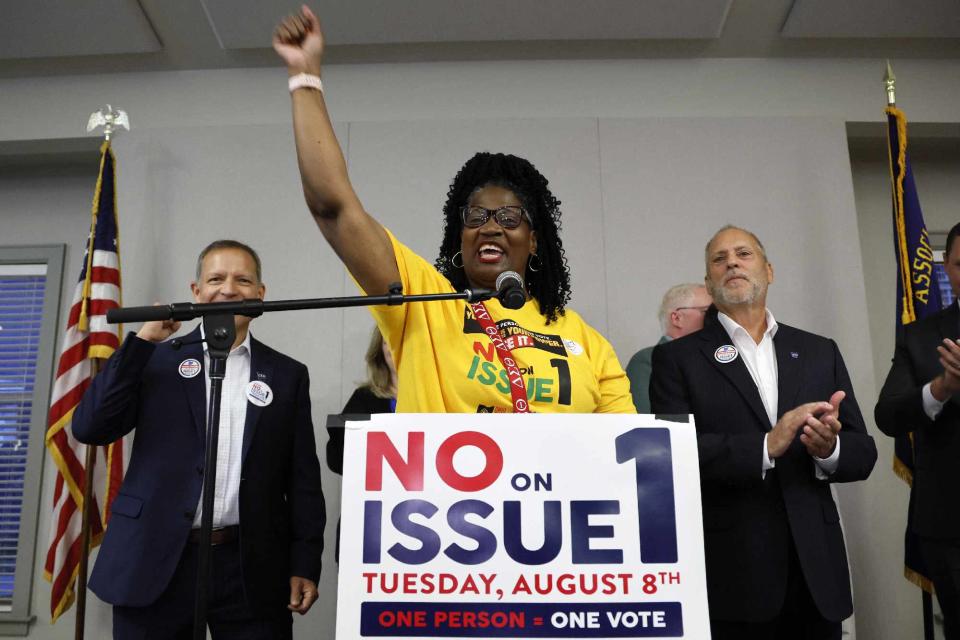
[43,141,125,622]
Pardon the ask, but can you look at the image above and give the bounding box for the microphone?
[495,271,526,310]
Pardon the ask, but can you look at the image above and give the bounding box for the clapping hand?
[767,390,844,459]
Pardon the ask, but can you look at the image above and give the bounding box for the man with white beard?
[650,225,876,640]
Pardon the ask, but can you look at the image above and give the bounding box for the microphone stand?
[104,283,493,640]
[191,312,231,640]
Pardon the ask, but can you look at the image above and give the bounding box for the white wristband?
[288,73,323,93]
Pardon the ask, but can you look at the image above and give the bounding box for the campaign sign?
[336,414,709,639]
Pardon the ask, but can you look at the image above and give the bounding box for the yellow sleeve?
[593,334,637,414]
[363,229,454,366]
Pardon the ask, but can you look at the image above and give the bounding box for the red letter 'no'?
[365,431,425,491]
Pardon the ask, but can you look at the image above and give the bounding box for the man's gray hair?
[658,283,706,333]
[704,224,768,267]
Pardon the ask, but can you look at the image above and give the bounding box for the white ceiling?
[203,0,733,47]
[0,0,160,59]
[1,0,959,78]
[782,0,960,38]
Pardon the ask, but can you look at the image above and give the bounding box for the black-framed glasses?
[674,305,710,313]
[460,205,531,229]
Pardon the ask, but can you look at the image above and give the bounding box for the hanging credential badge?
[245,380,273,407]
[714,344,738,364]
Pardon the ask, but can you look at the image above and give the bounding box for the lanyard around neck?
[470,301,531,413]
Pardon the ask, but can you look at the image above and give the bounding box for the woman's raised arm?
[274,5,399,294]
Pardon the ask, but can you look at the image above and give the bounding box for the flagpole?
[74,359,101,640]
[884,61,936,640]
[70,106,129,640]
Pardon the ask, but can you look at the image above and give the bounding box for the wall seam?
[595,117,611,336]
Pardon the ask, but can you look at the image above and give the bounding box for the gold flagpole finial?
[884,60,897,107]
[86,104,130,141]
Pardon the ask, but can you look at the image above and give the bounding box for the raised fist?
[273,5,325,76]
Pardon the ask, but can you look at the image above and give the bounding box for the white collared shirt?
[717,310,839,478]
[193,327,251,529]
[920,301,960,419]
[922,383,945,419]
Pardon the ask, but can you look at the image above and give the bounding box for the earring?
[451,251,464,268]
[527,253,541,272]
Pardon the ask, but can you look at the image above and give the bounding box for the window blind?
[0,264,47,607]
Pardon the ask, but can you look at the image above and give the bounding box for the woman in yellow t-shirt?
[274,8,634,414]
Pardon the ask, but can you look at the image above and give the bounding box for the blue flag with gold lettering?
[887,105,939,593]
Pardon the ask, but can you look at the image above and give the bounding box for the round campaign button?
[563,338,584,356]
[245,380,273,407]
[714,345,738,364]
[178,358,202,379]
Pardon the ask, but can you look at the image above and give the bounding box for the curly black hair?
[435,152,572,324]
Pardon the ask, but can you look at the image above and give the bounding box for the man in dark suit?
[875,222,960,639]
[73,240,325,639]
[650,225,876,640]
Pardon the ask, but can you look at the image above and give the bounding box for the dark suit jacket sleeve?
[287,366,326,582]
[72,332,157,445]
[874,327,936,438]
[829,339,877,483]
[650,342,767,488]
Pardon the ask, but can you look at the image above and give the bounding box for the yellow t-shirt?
[366,231,635,414]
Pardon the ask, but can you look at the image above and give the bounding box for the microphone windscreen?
[496,271,526,310]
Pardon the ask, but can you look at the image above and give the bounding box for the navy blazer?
[72,327,325,614]
[875,302,960,538]
[650,319,876,623]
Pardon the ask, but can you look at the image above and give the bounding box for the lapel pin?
[245,380,273,407]
[790,351,799,359]
[256,371,267,380]
[714,345,738,364]
[178,358,202,379]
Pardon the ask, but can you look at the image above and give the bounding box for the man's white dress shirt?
[717,310,840,478]
[192,329,251,529]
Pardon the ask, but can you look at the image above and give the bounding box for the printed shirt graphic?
[365,231,634,414]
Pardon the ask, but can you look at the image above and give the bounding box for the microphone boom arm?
[105,283,496,325]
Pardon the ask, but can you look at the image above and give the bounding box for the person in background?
[327,326,397,475]
[626,283,711,412]
[875,221,960,640]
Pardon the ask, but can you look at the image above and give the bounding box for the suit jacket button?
[196,466,203,475]
[184,510,194,520]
